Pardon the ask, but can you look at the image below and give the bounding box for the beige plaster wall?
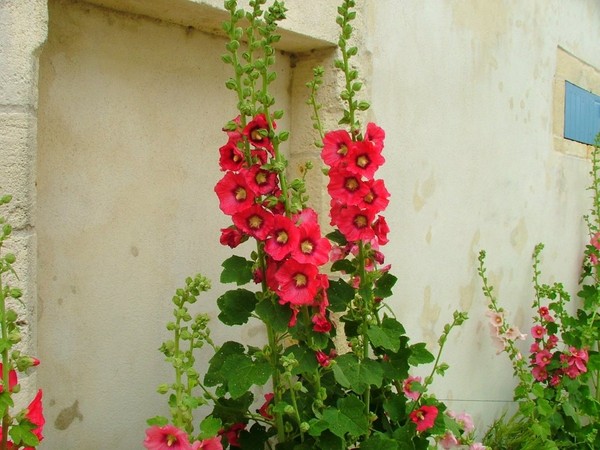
[368,0,600,430]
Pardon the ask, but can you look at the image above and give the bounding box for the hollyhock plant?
[146,1,470,449]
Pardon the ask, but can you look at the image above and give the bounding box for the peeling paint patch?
[413,172,435,212]
[510,218,528,254]
[54,400,83,430]
[419,286,440,347]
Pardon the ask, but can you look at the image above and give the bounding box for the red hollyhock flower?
[245,164,278,195]
[25,389,45,443]
[360,178,390,213]
[0,364,17,392]
[215,171,256,215]
[243,114,274,153]
[292,207,319,226]
[335,205,375,242]
[316,350,331,367]
[409,405,438,432]
[365,122,385,153]
[327,167,368,206]
[264,215,299,261]
[258,393,274,420]
[218,138,245,172]
[223,115,242,140]
[219,226,246,248]
[220,423,246,448]
[232,204,274,241]
[346,140,385,180]
[292,221,331,266]
[373,215,390,245]
[144,424,193,450]
[312,312,331,333]
[275,259,320,306]
[322,129,353,167]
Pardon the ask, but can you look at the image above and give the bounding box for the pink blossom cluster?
[323,123,390,256]
[588,232,600,265]
[529,307,588,384]
[485,310,526,354]
[438,410,487,449]
[144,425,222,450]
[214,114,332,332]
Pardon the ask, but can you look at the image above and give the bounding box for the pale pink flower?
[402,375,422,400]
[439,431,459,448]
[455,411,475,433]
[470,444,487,450]
[485,310,504,328]
[504,326,526,341]
[591,232,600,250]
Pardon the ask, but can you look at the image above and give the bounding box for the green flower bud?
[157,384,170,394]
[299,422,310,433]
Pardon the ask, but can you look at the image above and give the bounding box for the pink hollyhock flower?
[360,178,390,213]
[545,334,558,349]
[488,324,506,354]
[346,140,385,180]
[214,171,255,215]
[534,349,553,368]
[327,167,368,206]
[365,122,385,153]
[245,165,278,195]
[550,374,561,387]
[531,325,546,339]
[0,363,17,392]
[409,405,438,432]
[439,431,459,449]
[335,205,375,242]
[232,204,274,241]
[322,129,353,167]
[532,365,548,382]
[243,114,274,153]
[223,115,242,139]
[530,341,540,353]
[258,393,274,420]
[538,306,554,322]
[402,375,422,401]
[192,436,223,450]
[275,259,320,306]
[220,423,245,448]
[144,424,193,450]
[218,138,245,172]
[564,347,588,377]
[219,226,246,248]
[591,232,600,250]
[264,215,299,261]
[293,207,319,225]
[293,221,331,266]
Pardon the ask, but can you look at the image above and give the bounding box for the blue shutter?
[564,81,600,145]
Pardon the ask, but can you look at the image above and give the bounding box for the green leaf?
[327,278,355,312]
[9,421,39,447]
[199,416,222,439]
[146,416,169,427]
[283,344,319,375]
[367,317,405,352]
[332,354,383,394]
[326,230,348,245]
[204,341,245,387]
[211,392,254,424]
[321,395,369,438]
[383,393,407,422]
[331,259,356,274]
[239,423,270,450]
[217,289,257,325]
[360,433,400,450]
[408,343,434,365]
[221,354,271,398]
[374,273,397,299]
[220,255,254,285]
[255,298,291,333]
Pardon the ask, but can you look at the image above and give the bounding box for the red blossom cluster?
[529,307,588,384]
[214,114,332,332]
[323,123,390,251]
